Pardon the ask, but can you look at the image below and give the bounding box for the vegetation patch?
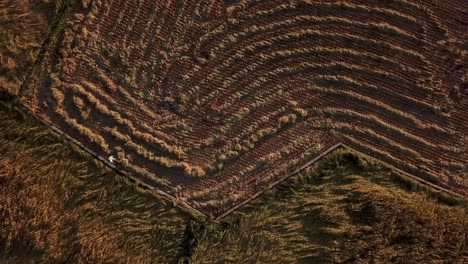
[0,101,466,263]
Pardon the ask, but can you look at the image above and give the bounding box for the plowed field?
[22,0,467,218]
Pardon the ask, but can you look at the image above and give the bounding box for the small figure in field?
[108,156,116,163]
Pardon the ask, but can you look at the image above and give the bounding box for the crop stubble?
[22,0,467,217]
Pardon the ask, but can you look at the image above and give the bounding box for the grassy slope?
[0,0,73,96]
[0,101,466,263]
[193,153,467,263]
[0,102,191,263]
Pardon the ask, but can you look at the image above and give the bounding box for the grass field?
[1,100,466,263]
[0,0,74,96]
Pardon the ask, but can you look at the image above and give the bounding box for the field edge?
[3,97,465,220]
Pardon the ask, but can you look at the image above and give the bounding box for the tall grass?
[0,100,466,263]
[0,0,73,96]
[190,151,467,263]
[0,101,192,263]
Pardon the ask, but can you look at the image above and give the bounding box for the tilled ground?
[22,0,467,217]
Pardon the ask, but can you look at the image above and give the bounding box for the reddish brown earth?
[22,0,467,218]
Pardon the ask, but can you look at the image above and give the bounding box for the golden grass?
[1,1,466,262]
[0,100,466,263]
[0,0,72,96]
[191,152,467,263]
[0,101,191,263]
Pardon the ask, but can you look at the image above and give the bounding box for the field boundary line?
[340,143,466,199]
[11,102,466,220]
[214,142,345,221]
[15,103,206,219]
[215,142,466,220]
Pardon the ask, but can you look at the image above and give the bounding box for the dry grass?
[190,152,467,263]
[0,101,191,263]
[0,100,466,263]
[0,2,466,261]
[0,0,72,96]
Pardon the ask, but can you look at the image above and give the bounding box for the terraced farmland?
[22,0,467,218]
